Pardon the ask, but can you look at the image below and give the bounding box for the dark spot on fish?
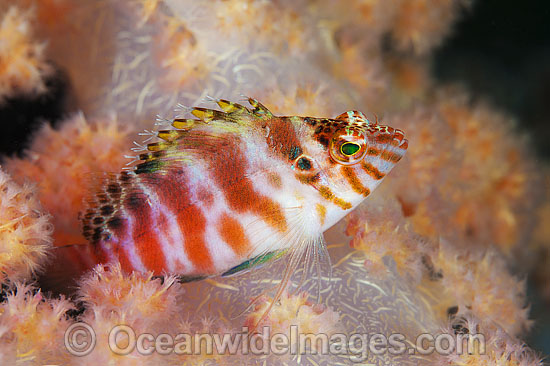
[315,126,323,134]
[297,157,312,171]
[84,212,94,220]
[125,192,145,210]
[82,225,91,238]
[304,117,317,126]
[92,227,102,242]
[100,205,115,216]
[97,194,109,204]
[93,217,104,225]
[106,183,121,195]
[288,145,303,160]
[119,172,132,182]
[324,127,332,133]
[318,136,329,148]
[107,216,123,230]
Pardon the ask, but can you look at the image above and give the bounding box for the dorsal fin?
[216,99,249,114]
[131,98,272,174]
[247,97,273,118]
[182,97,273,125]
[190,107,232,122]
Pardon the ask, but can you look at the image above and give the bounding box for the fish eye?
[340,142,360,156]
[329,129,367,165]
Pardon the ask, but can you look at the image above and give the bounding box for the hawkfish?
[49,98,407,308]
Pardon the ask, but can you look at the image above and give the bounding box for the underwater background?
[0,0,549,365]
[433,0,550,355]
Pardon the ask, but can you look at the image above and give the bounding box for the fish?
[46,98,408,313]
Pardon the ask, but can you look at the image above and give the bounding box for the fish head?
[292,110,408,228]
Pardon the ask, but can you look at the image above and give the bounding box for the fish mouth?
[365,125,408,151]
[391,128,408,150]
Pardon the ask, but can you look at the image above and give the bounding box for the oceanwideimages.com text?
[65,322,485,361]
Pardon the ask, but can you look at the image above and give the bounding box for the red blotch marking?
[218,214,251,257]
[148,172,215,274]
[375,134,393,144]
[197,187,215,207]
[341,166,371,196]
[92,242,110,265]
[179,202,213,273]
[264,117,302,160]
[114,243,135,273]
[362,161,386,180]
[380,151,403,163]
[95,215,140,273]
[366,147,381,156]
[123,190,168,274]
[207,134,288,232]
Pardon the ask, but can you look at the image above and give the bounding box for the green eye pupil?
[341,142,360,156]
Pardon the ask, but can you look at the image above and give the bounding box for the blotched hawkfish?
[51,98,407,318]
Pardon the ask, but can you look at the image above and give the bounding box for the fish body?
[75,99,407,279]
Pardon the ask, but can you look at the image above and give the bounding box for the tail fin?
[38,244,99,296]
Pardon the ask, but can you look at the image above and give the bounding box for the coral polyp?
[4,113,135,245]
[0,168,52,282]
[0,6,51,102]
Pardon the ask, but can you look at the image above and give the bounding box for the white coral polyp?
[0,167,53,281]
